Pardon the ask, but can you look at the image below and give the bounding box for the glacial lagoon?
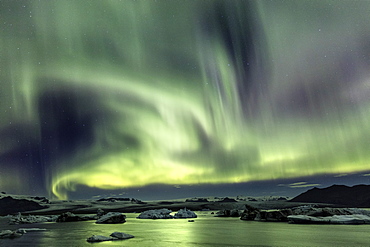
[1,212,370,246]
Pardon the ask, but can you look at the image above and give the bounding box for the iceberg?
[174,208,197,218]
[137,208,173,219]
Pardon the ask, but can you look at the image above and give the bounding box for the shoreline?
[23,199,328,216]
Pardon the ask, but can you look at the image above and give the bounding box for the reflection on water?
[1,213,370,246]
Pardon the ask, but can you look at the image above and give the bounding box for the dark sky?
[1,0,370,200]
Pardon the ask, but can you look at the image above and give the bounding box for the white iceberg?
[86,235,114,242]
[86,232,134,242]
[174,208,197,218]
[8,212,56,224]
[96,212,126,224]
[137,208,173,219]
[288,214,370,224]
[110,232,134,239]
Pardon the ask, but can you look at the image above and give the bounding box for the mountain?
[0,196,47,215]
[290,184,370,207]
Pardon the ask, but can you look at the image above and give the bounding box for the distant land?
[2,184,370,216]
[290,184,370,207]
[0,193,295,216]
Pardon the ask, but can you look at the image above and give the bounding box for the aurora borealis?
[1,0,370,200]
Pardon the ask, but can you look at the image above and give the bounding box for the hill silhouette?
[0,196,47,215]
[290,184,370,207]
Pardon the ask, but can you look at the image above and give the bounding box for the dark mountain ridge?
[0,196,47,215]
[290,184,370,207]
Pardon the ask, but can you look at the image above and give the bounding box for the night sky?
[1,0,370,200]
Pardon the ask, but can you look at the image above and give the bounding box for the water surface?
[1,212,369,246]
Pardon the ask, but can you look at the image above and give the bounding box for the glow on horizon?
[1,1,370,199]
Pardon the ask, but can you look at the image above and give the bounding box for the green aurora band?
[1,1,370,199]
